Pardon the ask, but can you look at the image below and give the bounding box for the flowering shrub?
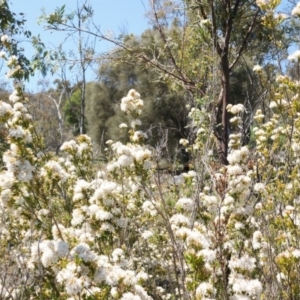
[2,4,300,298]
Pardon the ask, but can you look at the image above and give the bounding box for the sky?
[6,0,150,92]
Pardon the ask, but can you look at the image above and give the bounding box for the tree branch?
[229,9,260,70]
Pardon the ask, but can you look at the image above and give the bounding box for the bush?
[2,33,300,300]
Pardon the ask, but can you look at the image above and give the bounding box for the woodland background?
[1,0,300,299]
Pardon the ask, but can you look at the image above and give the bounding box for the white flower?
[106,139,114,145]
[8,126,26,139]
[230,116,241,124]
[41,160,70,183]
[285,205,294,211]
[176,197,194,212]
[292,3,300,16]
[141,230,153,239]
[292,141,300,153]
[253,230,262,249]
[230,276,262,296]
[71,243,96,262]
[112,248,124,262]
[288,50,300,61]
[120,292,141,300]
[224,195,234,205]
[60,140,77,151]
[71,209,84,226]
[132,148,151,162]
[73,179,90,201]
[227,147,249,164]
[187,170,196,177]
[227,165,243,175]
[202,195,218,207]
[57,266,74,283]
[200,19,211,26]
[131,130,147,142]
[186,230,210,248]
[274,12,288,20]
[114,143,131,155]
[6,65,22,78]
[0,101,12,116]
[6,55,18,67]
[128,89,140,99]
[55,240,69,257]
[110,287,118,297]
[270,99,288,108]
[0,171,14,189]
[228,103,245,115]
[107,161,120,172]
[196,282,213,297]
[197,127,206,135]
[276,272,286,283]
[16,159,35,182]
[229,254,256,271]
[131,119,142,128]
[255,202,262,210]
[9,90,20,103]
[234,222,244,230]
[118,154,134,166]
[41,248,58,267]
[292,249,300,258]
[171,174,184,185]
[256,0,270,8]
[119,123,128,128]
[198,249,216,262]
[142,200,157,216]
[254,109,264,121]
[65,277,83,295]
[120,89,144,114]
[92,180,118,200]
[170,213,191,227]
[134,284,152,299]
[95,209,113,221]
[1,35,10,43]
[253,65,263,72]
[254,183,265,192]
[179,139,189,147]
[100,222,115,232]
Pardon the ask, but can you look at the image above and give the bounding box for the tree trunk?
[214,52,230,165]
[79,80,86,135]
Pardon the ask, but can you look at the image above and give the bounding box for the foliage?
[27,90,64,152]
[39,0,98,136]
[2,35,300,299]
[0,0,33,80]
[63,88,82,135]
[85,33,191,158]
[1,1,300,300]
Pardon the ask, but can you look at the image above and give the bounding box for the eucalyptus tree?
[182,0,287,163]
[41,0,289,163]
[0,0,34,80]
[85,30,191,158]
[0,0,33,165]
[39,1,97,135]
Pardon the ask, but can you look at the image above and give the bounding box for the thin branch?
[46,18,202,93]
[151,0,191,84]
[229,9,260,70]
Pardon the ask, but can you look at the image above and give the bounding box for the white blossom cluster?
[292,2,300,17]
[120,89,144,115]
[256,0,270,9]
[253,65,263,73]
[107,141,153,171]
[3,43,300,300]
[227,103,245,115]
